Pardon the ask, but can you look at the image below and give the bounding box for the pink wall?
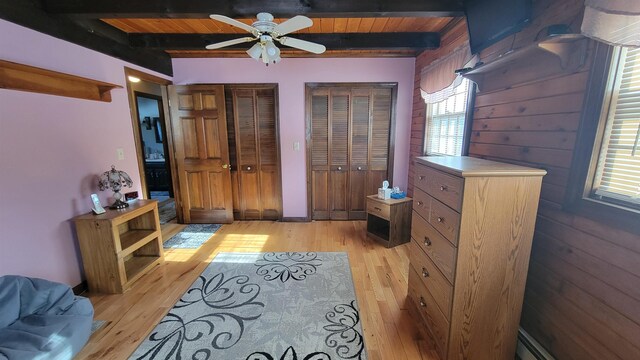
[0,20,170,286]
[172,57,416,218]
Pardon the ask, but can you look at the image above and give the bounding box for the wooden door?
[330,90,350,220]
[309,85,394,221]
[349,89,371,219]
[368,88,393,196]
[168,85,233,223]
[228,86,282,220]
[310,89,330,219]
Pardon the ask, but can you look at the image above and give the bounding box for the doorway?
[124,67,177,225]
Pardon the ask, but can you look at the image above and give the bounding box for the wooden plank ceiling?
[0,0,465,75]
[103,17,456,58]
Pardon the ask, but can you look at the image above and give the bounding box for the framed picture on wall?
[153,117,162,143]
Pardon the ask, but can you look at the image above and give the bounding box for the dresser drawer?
[410,240,453,319]
[412,188,431,221]
[366,199,390,220]
[408,267,449,360]
[411,212,457,283]
[418,165,464,212]
[429,195,461,246]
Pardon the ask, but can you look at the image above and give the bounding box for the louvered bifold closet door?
[256,89,281,219]
[368,88,392,196]
[349,89,371,219]
[311,90,331,219]
[234,89,261,219]
[330,90,351,220]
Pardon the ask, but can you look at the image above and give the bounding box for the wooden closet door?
[349,89,370,219]
[310,90,330,220]
[256,89,281,220]
[230,87,282,220]
[330,90,350,220]
[233,89,261,219]
[368,88,392,196]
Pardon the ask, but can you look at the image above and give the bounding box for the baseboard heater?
[517,328,555,360]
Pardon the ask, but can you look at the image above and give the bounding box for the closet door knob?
[424,237,432,246]
[418,175,424,180]
[247,166,251,171]
[337,166,342,171]
[417,201,423,206]
[357,166,362,170]
[422,267,429,278]
[440,185,447,191]
[437,217,444,223]
[419,297,426,307]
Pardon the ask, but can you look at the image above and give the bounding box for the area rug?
[163,224,221,249]
[158,199,176,225]
[129,252,367,360]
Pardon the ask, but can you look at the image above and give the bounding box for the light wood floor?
[76,220,439,360]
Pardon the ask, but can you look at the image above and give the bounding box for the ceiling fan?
[205,12,327,65]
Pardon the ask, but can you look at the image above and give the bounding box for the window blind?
[592,47,640,206]
[424,79,470,156]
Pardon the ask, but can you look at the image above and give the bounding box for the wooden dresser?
[408,156,545,360]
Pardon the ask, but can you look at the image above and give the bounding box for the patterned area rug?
[163,224,222,249]
[129,252,367,360]
[158,199,176,225]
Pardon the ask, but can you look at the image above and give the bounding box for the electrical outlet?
[293,141,300,151]
[117,148,124,160]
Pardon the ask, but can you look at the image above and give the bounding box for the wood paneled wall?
[409,0,640,358]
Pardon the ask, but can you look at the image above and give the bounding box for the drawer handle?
[424,237,432,246]
[419,297,427,307]
[422,267,430,278]
[374,207,382,212]
[440,185,447,191]
[418,175,424,180]
[417,201,424,206]
[357,166,362,170]
[437,217,444,223]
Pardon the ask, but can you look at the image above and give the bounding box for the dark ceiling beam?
[42,0,464,19]
[0,0,173,75]
[129,32,441,51]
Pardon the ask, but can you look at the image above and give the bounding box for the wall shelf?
[0,59,122,102]
[461,34,588,92]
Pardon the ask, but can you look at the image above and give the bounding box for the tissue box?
[378,188,392,200]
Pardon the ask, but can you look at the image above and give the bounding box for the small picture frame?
[153,117,163,143]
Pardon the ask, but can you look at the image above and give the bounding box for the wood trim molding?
[123,67,176,216]
[0,59,122,102]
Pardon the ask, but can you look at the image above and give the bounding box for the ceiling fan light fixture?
[247,43,262,60]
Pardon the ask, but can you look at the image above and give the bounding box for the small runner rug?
[129,252,367,360]
[163,224,221,249]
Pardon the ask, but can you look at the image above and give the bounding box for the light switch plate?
[293,141,300,151]
[117,148,124,160]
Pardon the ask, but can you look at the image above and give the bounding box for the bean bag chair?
[0,275,94,360]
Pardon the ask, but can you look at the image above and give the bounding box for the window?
[590,47,640,209]
[424,79,471,156]
[567,44,640,235]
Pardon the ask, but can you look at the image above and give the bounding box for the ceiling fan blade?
[205,37,256,50]
[277,37,326,54]
[273,15,313,36]
[209,15,258,35]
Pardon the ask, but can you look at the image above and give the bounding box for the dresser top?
[415,156,547,177]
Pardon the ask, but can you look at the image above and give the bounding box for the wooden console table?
[73,199,164,293]
[366,195,412,248]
